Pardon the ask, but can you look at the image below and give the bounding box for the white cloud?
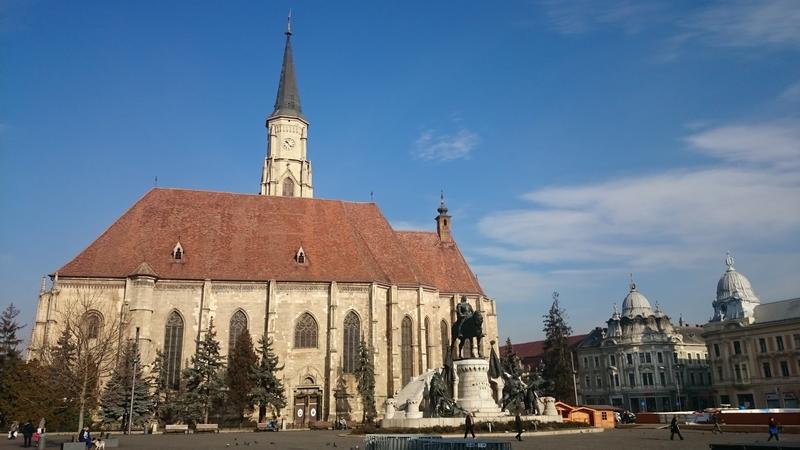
[538,0,800,53]
[476,119,800,269]
[686,120,800,168]
[683,0,800,49]
[413,128,478,162]
[780,80,800,101]
[471,264,544,304]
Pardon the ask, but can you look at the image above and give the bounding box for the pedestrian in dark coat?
[21,420,34,448]
[463,413,476,439]
[514,412,523,441]
[670,416,684,441]
[768,417,780,441]
[78,426,92,448]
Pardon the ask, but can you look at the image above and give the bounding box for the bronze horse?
[450,310,484,359]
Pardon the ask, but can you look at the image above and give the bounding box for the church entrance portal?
[294,382,321,427]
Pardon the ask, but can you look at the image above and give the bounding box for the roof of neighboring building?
[753,297,800,324]
[511,335,588,366]
[55,188,484,294]
[675,325,706,344]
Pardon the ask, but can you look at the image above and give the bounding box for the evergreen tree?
[226,329,257,425]
[249,335,286,422]
[99,342,153,429]
[501,337,522,379]
[542,291,574,403]
[354,338,376,423]
[0,304,24,371]
[149,349,173,424]
[177,318,225,425]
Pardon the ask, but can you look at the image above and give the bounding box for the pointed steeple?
[436,191,452,243]
[270,11,304,120]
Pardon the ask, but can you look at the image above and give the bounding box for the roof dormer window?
[295,246,307,265]
[172,242,184,262]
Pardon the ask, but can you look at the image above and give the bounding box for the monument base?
[454,358,502,415]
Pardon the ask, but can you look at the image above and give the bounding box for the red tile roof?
[56,188,484,295]
[510,335,588,368]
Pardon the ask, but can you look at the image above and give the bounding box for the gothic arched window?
[424,317,432,370]
[83,311,103,340]
[282,178,295,197]
[294,312,318,349]
[440,320,449,365]
[401,316,413,386]
[164,311,184,389]
[343,311,361,373]
[228,310,248,356]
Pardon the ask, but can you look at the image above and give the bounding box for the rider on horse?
[455,296,474,337]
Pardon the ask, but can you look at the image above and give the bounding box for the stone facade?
[576,281,713,412]
[702,255,800,409]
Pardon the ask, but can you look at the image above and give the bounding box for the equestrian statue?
[450,296,485,359]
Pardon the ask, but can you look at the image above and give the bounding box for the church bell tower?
[260,15,313,198]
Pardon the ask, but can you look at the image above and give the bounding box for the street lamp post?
[127,328,140,435]
[675,363,684,411]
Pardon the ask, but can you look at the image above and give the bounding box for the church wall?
[207,282,269,356]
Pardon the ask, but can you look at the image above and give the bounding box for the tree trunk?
[77,370,89,433]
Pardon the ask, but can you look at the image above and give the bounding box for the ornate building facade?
[576,281,713,412]
[27,23,499,426]
[703,254,800,409]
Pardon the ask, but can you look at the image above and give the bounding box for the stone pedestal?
[454,359,501,415]
[542,397,557,416]
[384,398,396,420]
[405,399,423,419]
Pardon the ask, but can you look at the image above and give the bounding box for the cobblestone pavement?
[1,428,797,450]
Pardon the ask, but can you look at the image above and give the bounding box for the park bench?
[256,421,279,432]
[164,424,189,434]
[194,423,220,433]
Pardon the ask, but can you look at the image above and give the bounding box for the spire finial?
[613,303,618,314]
[725,251,735,271]
[286,9,292,36]
[437,191,448,215]
[629,273,636,291]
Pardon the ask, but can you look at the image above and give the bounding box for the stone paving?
[2,428,797,450]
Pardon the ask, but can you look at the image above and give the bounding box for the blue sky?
[2,0,799,343]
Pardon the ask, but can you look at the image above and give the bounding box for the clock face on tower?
[282,137,296,150]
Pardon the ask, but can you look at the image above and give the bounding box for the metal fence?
[364,435,511,450]
[364,434,442,450]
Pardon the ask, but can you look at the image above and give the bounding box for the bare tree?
[46,287,125,432]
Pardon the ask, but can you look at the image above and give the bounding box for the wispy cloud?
[682,0,800,49]
[413,127,478,162]
[538,0,800,56]
[539,0,665,35]
[476,119,800,269]
[780,80,800,101]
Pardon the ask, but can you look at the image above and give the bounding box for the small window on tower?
[295,246,307,264]
[172,242,184,262]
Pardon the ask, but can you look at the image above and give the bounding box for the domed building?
[576,280,713,412]
[703,254,800,409]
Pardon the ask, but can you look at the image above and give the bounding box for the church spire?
[436,191,452,243]
[270,11,304,120]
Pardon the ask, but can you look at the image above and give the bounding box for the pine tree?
[149,349,172,424]
[354,338,376,423]
[226,329,257,425]
[249,335,286,422]
[0,304,25,371]
[542,291,574,403]
[177,318,225,425]
[99,342,153,429]
[501,337,522,379]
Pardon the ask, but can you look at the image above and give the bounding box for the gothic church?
[27,23,499,426]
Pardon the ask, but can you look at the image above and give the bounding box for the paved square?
[2,428,796,450]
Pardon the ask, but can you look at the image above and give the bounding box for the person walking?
[767,417,780,442]
[514,412,523,441]
[21,420,34,448]
[712,413,723,435]
[670,416,684,441]
[463,412,476,439]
